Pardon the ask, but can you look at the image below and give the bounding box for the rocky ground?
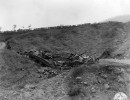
[0,42,129,100]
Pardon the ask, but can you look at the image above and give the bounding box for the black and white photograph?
[0,0,130,100]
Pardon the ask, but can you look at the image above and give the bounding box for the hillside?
[0,21,130,100]
[2,21,127,58]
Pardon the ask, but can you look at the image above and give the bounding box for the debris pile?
[17,49,96,71]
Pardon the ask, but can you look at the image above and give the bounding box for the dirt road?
[99,58,130,99]
[99,58,130,66]
[0,43,16,100]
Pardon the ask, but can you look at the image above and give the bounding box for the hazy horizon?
[0,0,130,31]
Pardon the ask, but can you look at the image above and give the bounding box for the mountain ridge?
[104,15,130,23]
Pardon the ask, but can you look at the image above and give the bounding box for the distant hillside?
[105,15,130,23]
[1,21,129,59]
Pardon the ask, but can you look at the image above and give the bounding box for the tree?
[0,27,2,32]
[22,26,24,29]
[28,24,31,30]
[13,24,17,31]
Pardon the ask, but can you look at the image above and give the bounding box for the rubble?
[17,49,96,71]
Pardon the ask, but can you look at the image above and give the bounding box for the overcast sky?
[0,0,130,31]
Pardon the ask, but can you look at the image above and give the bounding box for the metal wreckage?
[17,48,112,72]
[17,49,102,71]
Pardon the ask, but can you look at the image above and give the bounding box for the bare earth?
[0,42,130,100]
